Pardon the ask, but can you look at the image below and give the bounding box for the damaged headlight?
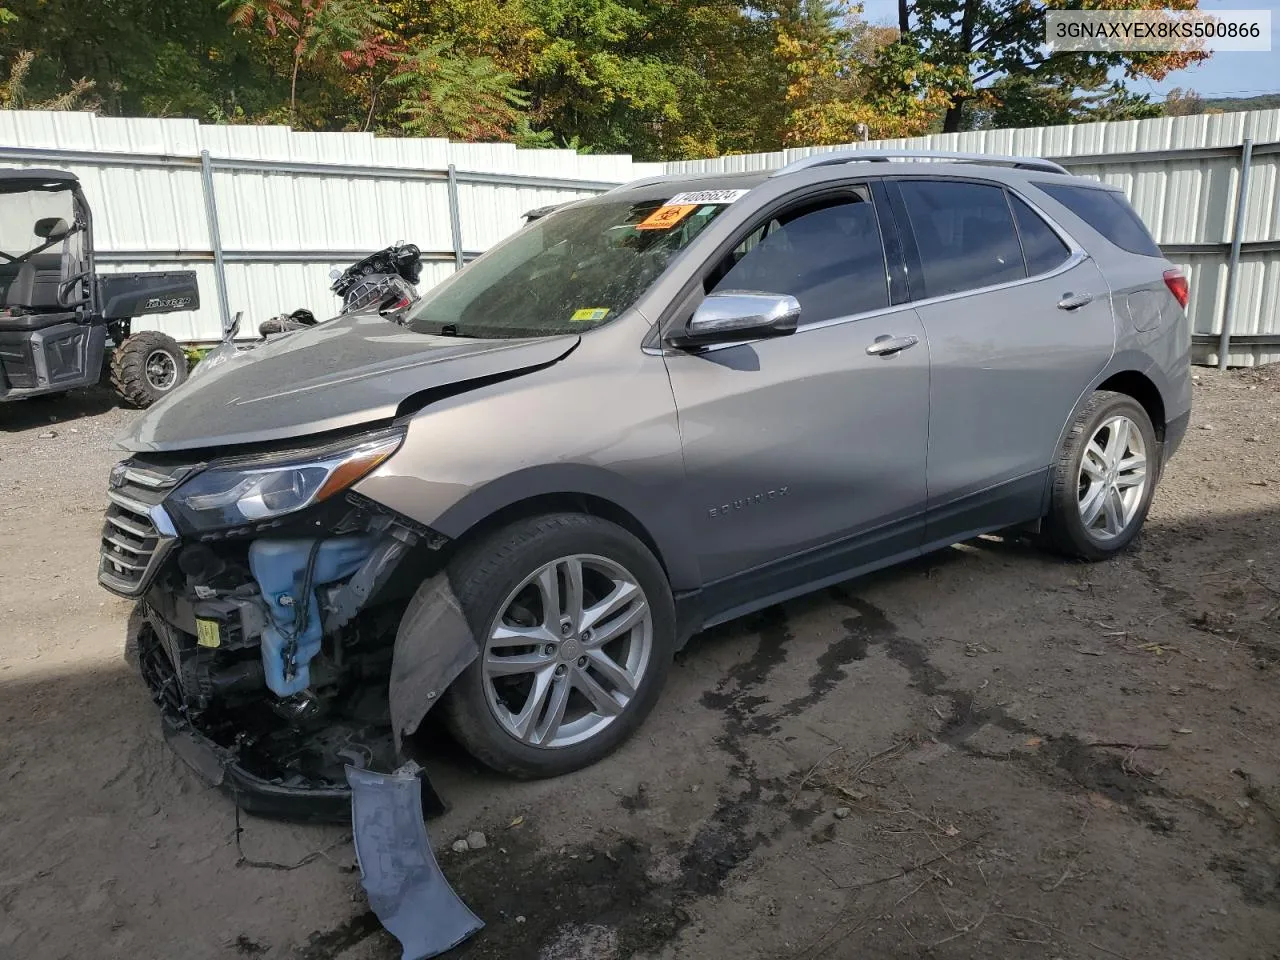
[168,428,404,531]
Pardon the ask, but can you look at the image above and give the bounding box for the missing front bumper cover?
[138,618,446,822]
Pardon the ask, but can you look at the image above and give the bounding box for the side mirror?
[667,291,801,348]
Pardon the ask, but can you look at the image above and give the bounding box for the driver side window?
[707,191,890,326]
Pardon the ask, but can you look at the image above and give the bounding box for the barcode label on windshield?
[665,189,750,205]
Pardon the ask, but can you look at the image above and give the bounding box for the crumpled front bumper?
[136,618,445,822]
[159,713,357,822]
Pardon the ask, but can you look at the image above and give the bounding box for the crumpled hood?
[120,312,579,452]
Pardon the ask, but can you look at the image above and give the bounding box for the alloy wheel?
[482,554,653,748]
[1077,414,1148,541]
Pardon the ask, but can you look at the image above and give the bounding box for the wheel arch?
[1055,355,1170,453]
[1042,355,1171,515]
[428,465,700,592]
[1095,369,1166,441]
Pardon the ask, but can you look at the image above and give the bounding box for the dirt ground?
[2,368,1279,960]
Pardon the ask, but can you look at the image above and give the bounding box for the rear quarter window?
[1034,182,1162,258]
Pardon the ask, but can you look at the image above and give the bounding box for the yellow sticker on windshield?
[570,308,610,322]
[636,204,698,231]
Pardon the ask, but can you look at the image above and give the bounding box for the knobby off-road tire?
[442,513,676,779]
[110,331,188,408]
[1042,390,1159,561]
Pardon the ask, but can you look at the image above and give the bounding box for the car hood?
[119,312,579,452]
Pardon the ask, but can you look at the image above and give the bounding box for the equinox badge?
[708,486,789,519]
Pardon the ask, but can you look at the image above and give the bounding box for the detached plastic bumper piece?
[348,763,483,959]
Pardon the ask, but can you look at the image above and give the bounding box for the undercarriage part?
[324,525,419,634]
[389,571,479,749]
[137,616,446,822]
[348,763,482,958]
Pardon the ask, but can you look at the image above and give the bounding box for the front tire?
[442,513,675,779]
[110,331,188,408]
[1042,390,1158,561]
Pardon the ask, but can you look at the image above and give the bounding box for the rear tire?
[110,331,188,408]
[441,513,675,779]
[1041,390,1158,561]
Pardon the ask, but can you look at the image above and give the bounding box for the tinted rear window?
[1035,182,1162,258]
[1009,194,1071,276]
[897,180,1025,298]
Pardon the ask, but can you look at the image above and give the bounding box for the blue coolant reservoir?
[248,537,376,697]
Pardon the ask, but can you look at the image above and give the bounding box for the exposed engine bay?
[105,454,471,821]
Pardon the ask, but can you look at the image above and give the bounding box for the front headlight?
[168,428,404,531]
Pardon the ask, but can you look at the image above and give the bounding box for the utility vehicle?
[0,168,198,406]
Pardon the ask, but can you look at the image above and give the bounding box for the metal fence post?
[1217,136,1254,370]
[199,149,233,335]
[446,164,465,271]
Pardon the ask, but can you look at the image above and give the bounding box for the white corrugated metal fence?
[0,108,1276,365]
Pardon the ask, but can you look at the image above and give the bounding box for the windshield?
[403,196,732,339]
[0,187,75,260]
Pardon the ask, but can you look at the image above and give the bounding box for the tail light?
[1163,268,1189,308]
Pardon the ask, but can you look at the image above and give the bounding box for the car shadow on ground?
[0,384,123,430]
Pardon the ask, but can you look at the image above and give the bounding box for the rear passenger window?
[1010,194,1070,276]
[710,195,888,325]
[897,180,1025,298]
[1035,182,1162,258]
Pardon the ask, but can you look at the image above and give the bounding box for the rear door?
[884,177,1115,544]
[661,182,931,614]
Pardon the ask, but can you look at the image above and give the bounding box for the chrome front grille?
[98,463,185,597]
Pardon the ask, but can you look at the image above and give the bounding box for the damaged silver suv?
[101,150,1191,817]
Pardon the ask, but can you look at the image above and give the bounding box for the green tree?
[387,40,529,141]
[890,0,1211,133]
[0,0,278,119]
[222,0,389,124]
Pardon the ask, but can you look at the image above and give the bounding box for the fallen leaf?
[508,816,525,828]
[1173,727,1193,735]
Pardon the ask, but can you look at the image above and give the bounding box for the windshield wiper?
[437,324,483,338]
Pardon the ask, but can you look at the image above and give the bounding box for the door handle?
[865,334,919,357]
[1057,292,1094,311]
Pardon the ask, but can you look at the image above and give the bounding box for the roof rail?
[770,149,1069,178]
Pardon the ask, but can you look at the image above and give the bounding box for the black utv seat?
[0,217,79,331]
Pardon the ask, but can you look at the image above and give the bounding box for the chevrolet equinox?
[99,150,1191,816]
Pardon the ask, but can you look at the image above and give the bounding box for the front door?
[661,185,931,618]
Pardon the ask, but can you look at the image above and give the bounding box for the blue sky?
[858,0,1280,102]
